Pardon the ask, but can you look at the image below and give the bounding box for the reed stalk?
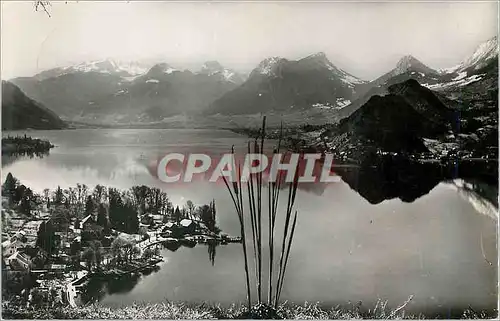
[222,116,300,310]
[220,151,251,309]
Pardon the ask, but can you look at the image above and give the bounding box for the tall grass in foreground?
[221,116,300,309]
[4,298,494,319]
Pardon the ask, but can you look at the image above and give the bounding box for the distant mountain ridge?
[78,60,246,122]
[8,36,497,122]
[10,59,245,121]
[29,58,244,82]
[32,59,154,81]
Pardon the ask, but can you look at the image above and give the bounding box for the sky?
[1,1,498,80]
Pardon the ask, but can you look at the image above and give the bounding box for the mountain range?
[304,50,498,164]
[6,36,498,126]
[11,59,245,122]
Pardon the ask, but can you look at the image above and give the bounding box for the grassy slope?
[2,301,494,320]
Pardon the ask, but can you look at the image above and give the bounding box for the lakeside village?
[1,172,241,308]
[1,135,54,158]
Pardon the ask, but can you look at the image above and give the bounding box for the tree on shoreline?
[36,221,56,255]
[53,186,64,205]
[19,187,34,215]
[84,195,96,218]
[3,173,18,205]
[199,200,218,233]
[111,238,140,265]
[42,188,50,208]
[96,203,108,229]
[173,206,182,224]
[82,240,103,272]
[108,188,139,234]
[93,184,107,204]
[186,200,195,219]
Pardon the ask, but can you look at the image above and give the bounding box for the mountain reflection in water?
[333,156,497,206]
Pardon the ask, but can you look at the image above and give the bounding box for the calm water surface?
[2,129,497,315]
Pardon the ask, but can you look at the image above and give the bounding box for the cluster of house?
[3,221,42,272]
[162,219,198,236]
[139,211,205,236]
[159,218,237,244]
[3,195,237,302]
[1,203,104,283]
[140,213,165,227]
[1,203,110,307]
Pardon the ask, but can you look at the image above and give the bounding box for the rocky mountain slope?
[1,81,66,130]
[324,79,455,159]
[338,36,498,120]
[441,36,498,74]
[292,48,497,163]
[370,55,442,89]
[83,63,241,122]
[206,52,366,115]
[12,72,124,119]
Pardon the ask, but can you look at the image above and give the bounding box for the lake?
[2,128,497,316]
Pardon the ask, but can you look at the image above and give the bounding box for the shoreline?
[1,135,54,155]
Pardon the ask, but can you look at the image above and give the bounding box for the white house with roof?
[2,234,28,258]
[2,240,17,257]
[161,221,178,235]
[151,214,163,223]
[6,251,31,271]
[179,219,195,234]
[179,219,193,227]
[165,222,177,229]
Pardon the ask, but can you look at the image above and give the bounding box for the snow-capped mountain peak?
[389,54,440,78]
[337,69,367,87]
[197,61,243,83]
[300,52,366,86]
[251,53,366,88]
[53,59,153,79]
[301,52,337,69]
[395,55,423,73]
[254,56,287,76]
[440,36,498,73]
[148,63,178,75]
[114,60,153,76]
[200,61,224,75]
[305,51,329,62]
[65,59,117,73]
